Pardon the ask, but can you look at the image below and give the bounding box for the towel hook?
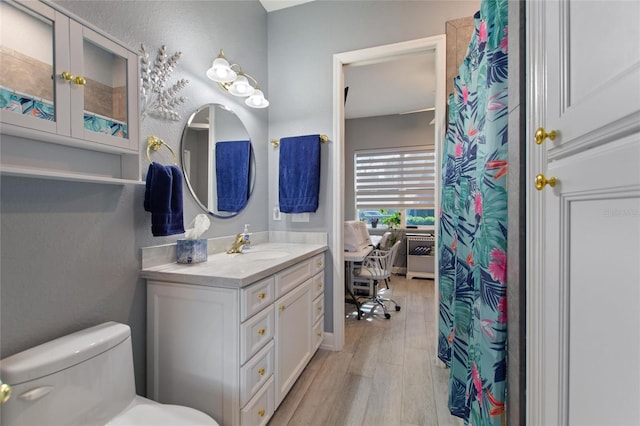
[270,134,329,148]
[146,135,178,165]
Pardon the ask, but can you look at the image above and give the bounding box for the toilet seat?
[107,397,219,425]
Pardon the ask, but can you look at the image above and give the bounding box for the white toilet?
[0,322,219,425]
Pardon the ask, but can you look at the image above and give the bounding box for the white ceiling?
[259,0,436,119]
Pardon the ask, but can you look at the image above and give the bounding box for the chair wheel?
[384,313,391,319]
[395,306,401,311]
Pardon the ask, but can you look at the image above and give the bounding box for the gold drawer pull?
[317,282,322,288]
[73,75,86,86]
[257,328,266,336]
[317,332,322,337]
[257,292,266,300]
[0,381,11,404]
[317,261,323,268]
[258,367,265,376]
[534,127,557,144]
[279,305,286,311]
[535,173,557,190]
[258,409,265,417]
[317,306,322,311]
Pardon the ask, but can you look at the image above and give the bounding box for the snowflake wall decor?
[139,44,189,121]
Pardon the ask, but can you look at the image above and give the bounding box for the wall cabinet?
[0,0,140,183]
[147,252,326,426]
[406,233,435,280]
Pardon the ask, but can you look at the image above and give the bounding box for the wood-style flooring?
[268,275,463,426]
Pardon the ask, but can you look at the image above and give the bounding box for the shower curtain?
[437,0,508,425]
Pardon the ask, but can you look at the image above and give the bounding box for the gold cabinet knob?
[317,306,322,311]
[279,305,285,311]
[258,367,265,376]
[535,173,557,190]
[535,127,557,144]
[73,76,86,86]
[317,282,322,289]
[258,409,265,417]
[317,332,322,337]
[60,71,73,82]
[257,292,266,300]
[257,328,266,336]
[0,381,12,404]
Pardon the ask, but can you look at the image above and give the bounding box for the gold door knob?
[535,127,557,144]
[258,367,265,376]
[73,76,86,86]
[258,409,265,417]
[0,381,12,404]
[60,71,73,82]
[535,173,557,190]
[257,292,266,300]
[257,328,266,336]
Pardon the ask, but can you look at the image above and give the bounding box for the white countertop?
[140,241,327,288]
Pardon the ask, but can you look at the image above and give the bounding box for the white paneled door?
[527,1,640,424]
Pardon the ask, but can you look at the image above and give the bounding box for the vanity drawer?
[240,306,274,364]
[241,376,273,426]
[241,276,275,321]
[311,271,324,299]
[312,293,324,324]
[275,258,312,298]
[240,341,274,408]
[311,253,325,275]
[312,316,324,351]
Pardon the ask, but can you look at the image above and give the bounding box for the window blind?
[355,147,436,210]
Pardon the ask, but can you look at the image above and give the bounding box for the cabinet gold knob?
[73,76,86,86]
[257,292,266,300]
[317,261,323,268]
[258,367,265,376]
[317,306,322,311]
[317,282,322,288]
[60,71,73,82]
[535,127,557,144]
[535,173,557,190]
[257,328,266,336]
[0,381,12,404]
[317,332,322,337]
[279,305,285,311]
[258,409,265,417]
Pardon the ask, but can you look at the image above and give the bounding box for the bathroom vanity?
[141,233,327,426]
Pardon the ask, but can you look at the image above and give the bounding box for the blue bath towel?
[278,134,321,213]
[215,140,251,212]
[144,163,185,237]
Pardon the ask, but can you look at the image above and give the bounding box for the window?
[355,146,436,228]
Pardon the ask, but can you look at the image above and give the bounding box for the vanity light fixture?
[206,50,269,108]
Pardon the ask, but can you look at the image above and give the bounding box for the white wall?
[266,1,480,333]
[0,0,268,394]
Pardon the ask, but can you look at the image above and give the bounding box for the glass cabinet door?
[0,1,68,134]
[69,21,138,150]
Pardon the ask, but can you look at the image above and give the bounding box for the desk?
[344,246,373,320]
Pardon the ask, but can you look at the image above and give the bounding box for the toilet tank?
[0,322,136,426]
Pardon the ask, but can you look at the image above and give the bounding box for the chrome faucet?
[227,233,249,254]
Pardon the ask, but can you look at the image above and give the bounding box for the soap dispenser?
[242,224,251,250]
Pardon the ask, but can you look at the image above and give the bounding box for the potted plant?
[370,218,379,228]
[380,209,401,229]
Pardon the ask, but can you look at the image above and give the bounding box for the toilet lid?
[107,403,219,426]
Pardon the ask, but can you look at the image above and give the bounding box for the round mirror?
[181,103,255,218]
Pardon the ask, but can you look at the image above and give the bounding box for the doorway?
[330,35,446,351]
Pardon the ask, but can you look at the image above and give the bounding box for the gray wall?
[266,1,480,332]
[0,1,268,394]
[345,110,435,221]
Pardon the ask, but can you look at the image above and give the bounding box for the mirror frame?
[180,103,255,218]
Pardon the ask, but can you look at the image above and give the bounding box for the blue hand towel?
[215,140,251,212]
[278,134,321,213]
[144,163,185,237]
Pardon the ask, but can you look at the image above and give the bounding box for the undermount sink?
[239,250,290,260]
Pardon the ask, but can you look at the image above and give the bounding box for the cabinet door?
[69,20,138,151]
[274,279,312,406]
[147,281,240,426]
[0,1,70,135]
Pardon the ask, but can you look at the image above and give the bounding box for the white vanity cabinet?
[0,0,140,183]
[146,251,326,426]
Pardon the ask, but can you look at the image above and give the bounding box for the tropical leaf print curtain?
[437,0,508,424]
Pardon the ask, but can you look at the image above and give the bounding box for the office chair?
[351,240,402,319]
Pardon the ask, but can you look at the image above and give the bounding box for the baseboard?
[319,331,335,351]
